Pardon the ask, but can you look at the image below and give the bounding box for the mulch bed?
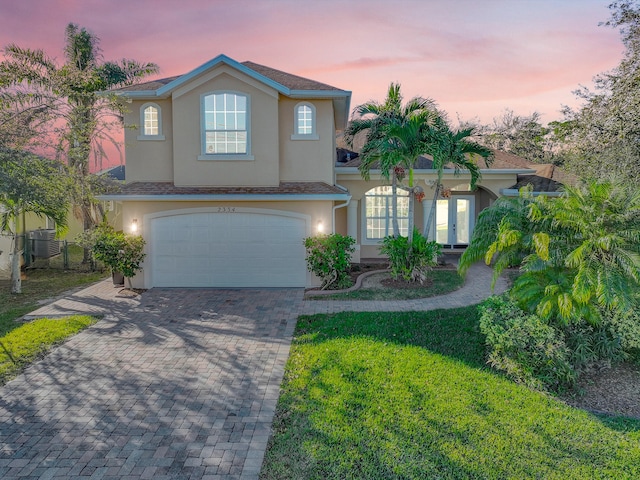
[562,362,640,419]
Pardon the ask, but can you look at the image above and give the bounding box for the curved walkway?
[302,261,508,315]
[0,262,505,479]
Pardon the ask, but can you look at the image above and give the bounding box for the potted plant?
[91,224,146,287]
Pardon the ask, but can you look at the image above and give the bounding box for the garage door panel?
[150,211,307,287]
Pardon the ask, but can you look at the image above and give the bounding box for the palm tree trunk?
[10,232,22,294]
[424,183,441,239]
[391,172,400,237]
[407,168,415,245]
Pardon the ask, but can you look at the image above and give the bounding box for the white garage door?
[150,211,307,287]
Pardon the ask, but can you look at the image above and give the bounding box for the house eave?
[501,189,564,197]
[335,168,536,175]
[98,193,351,202]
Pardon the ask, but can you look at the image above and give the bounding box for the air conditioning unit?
[29,229,61,258]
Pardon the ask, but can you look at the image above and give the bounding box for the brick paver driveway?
[0,288,304,479]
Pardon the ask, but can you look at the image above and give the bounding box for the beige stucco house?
[101,54,544,289]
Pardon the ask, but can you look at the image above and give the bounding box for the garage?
[149,209,308,287]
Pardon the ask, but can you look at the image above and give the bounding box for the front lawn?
[0,315,96,385]
[0,265,105,385]
[0,267,105,335]
[261,307,640,479]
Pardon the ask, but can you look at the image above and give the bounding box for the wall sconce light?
[317,220,324,234]
[131,218,138,233]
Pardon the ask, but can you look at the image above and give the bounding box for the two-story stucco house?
[103,54,544,289]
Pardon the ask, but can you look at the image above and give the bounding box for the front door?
[435,196,475,247]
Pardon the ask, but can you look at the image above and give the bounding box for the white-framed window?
[199,91,253,160]
[364,186,409,241]
[137,103,164,140]
[291,102,318,140]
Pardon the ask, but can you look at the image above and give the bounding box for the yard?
[0,250,105,385]
[261,307,640,479]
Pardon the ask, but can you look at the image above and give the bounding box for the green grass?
[310,269,464,300]
[261,307,640,479]
[0,267,105,335]
[0,262,105,384]
[0,315,96,385]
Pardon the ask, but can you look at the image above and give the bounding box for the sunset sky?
[0,0,624,160]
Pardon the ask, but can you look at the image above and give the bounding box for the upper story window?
[291,102,318,140]
[200,92,253,160]
[137,103,164,140]
[364,186,409,241]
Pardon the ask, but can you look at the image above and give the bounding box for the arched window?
[138,103,164,140]
[200,91,251,158]
[364,186,409,240]
[291,102,318,140]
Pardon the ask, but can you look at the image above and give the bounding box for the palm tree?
[344,83,435,237]
[375,109,440,244]
[423,118,493,239]
[0,23,158,261]
[515,181,640,325]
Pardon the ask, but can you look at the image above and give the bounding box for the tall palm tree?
[375,109,440,244]
[344,83,435,237]
[0,23,158,261]
[423,118,493,239]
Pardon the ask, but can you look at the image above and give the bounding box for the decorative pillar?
[347,200,360,262]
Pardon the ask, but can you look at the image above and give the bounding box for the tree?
[0,23,158,261]
[0,151,70,293]
[344,83,435,237]
[422,117,493,240]
[469,110,566,165]
[460,181,640,326]
[560,1,640,186]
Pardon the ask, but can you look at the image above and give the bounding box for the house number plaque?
[217,207,236,213]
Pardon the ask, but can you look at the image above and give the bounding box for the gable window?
[137,103,164,140]
[364,186,409,241]
[291,102,318,140]
[200,92,253,159]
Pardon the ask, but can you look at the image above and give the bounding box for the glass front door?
[435,196,474,247]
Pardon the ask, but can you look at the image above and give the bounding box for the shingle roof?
[115,61,343,93]
[336,150,532,171]
[240,61,341,91]
[104,181,347,196]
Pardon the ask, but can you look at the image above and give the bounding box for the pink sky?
[0,0,624,168]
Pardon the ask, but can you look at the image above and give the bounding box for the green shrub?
[91,224,146,281]
[479,295,576,390]
[380,229,440,283]
[304,233,355,290]
[601,308,640,359]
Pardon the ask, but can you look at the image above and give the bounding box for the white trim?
[98,193,350,202]
[137,102,165,140]
[291,102,317,139]
[200,90,251,158]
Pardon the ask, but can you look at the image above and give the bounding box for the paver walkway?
[0,262,505,479]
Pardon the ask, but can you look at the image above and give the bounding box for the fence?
[18,233,105,272]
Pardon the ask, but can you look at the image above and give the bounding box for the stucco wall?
[124,98,174,183]
[171,68,280,187]
[278,98,335,184]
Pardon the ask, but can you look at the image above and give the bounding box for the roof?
[97,164,125,181]
[113,54,351,128]
[337,149,534,171]
[99,181,350,201]
[334,142,579,193]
